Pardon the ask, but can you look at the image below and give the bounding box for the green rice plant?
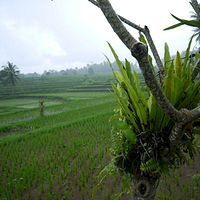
[34,176,38,187]
[81,191,84,199]
[168,181,171,192]
[55,189,59,200]
[99,182,103,190]
[192,186,197,197]
[28,183,31,197]
[49,179,53,193]
[188,173,200,186]
[107,188,111,199]
[46,192,51,200]
[86,170,89,182]
[175,175,180,186]
[38,189,42,200]
[75,176,78,185]
[184,185,188,200]
[156,193,175,200]
[180,182,183,192]
[0,92,116,199]
[78,181,82,191]
[179,166,182,176]
[63,191,68,200]
[81,175,85,187]
[60,170,64,180]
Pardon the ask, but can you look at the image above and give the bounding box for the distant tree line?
[19,60,140,77]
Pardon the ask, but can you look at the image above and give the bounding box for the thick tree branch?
[91,0,182,122]
[97,0,137,49]
[88,0,99,7]
[165,106,200,161]
[131,43,181,122]
[142,26,165,77]
[192,58,200,80]
[191,0,200,19]
[185,106,200,122]
[88,0,165,76]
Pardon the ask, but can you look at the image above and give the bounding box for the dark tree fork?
[89,0,200,199]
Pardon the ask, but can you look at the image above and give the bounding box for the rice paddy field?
[0,74,200,200]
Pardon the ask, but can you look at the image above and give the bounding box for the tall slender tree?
[0,62,20,96]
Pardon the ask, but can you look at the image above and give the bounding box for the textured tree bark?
[130,177,158,200]
[97,0,137,49]
[130,42,181,122]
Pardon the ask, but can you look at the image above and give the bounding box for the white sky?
[0,0,198,74]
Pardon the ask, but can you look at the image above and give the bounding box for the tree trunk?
[130,176,158,200]
[11,85,14,96]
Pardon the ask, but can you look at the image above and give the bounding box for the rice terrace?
[0,72,199,200]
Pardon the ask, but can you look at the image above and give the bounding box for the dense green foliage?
[164,2,200,45]
[96,40,200,198]
[0,92,120,200]
[0,74,146,100]
[0,74,200,199]
[0,62,20,96]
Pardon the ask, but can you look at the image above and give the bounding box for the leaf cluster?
[105,36,200,179]
[164,14,200,31]
[0,62,20,87]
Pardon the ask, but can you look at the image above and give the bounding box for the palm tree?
[0,62,20,96]
[190,4,200,46]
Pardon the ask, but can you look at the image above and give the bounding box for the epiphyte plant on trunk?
[89,0,200,199]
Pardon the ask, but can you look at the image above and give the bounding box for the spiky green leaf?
[125,59,135,86]
[118,120,137,144]
[164,22,184,31]
[171,14,200,28]
[164,43,171,75]
[110,81,140,132]
[182,35,194,75]
[174,51,182,79]
[164,62,174,103]
[133,70,148,108]
[138,32,147,45]
[108,43,148,128]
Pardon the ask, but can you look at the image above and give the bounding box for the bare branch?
[191,0,200,19]
[88,0,99,7]
[142,26,165,77]
[192,58,200,81]
[88,0,165,76]
[117,15,143,32]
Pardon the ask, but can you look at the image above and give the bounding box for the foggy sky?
[0,0,197,74]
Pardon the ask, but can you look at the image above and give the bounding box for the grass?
[0,74,200,200]
[0,92,129,200]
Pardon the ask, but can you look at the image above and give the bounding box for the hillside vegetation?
[0,74,200,200]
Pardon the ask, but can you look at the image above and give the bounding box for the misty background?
[0,0,198,75]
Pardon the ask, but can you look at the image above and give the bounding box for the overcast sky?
[0,0,198,74]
